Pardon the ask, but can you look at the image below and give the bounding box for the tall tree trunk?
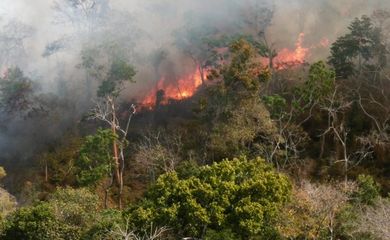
[110,98,122,209]
[118,145,125,210]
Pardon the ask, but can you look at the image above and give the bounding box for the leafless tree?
[320,87,354,185]
[108,221,169,240]
[354,198,390,240]
[357,87,390,144]
[302,181,354,240]
[265,111,309,172]
[135,131,183,182]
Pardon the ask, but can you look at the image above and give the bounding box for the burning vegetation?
[141,68,204,108]
[0,1,390,240]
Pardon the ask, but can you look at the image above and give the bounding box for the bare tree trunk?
[118,145,125,210]
[92,100,136,210]
[109,98,122,209]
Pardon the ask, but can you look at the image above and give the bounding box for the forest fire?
[269,33,330,70]
[141,69,203,108]
[271,32,310,69]
[140,33,329,108]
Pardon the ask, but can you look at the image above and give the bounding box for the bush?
[128,156,291,239]
[2,187,100,240]
[353,175,380,205]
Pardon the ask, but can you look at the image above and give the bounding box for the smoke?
[0,0,389,183]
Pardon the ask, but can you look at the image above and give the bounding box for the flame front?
[141,69,203,107]
[140,33,329,108]
[272,33,310,69]
[265,33,329,69]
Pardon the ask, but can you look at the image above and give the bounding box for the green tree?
[129,156,291,239]
[353,175,380,205]
[76,129,115,186]
[296,61,336,108]
[85,55,136,209]
[2,187,100,240]
[328,15,387,79]
[200,39,276,161]
[75,129,116,207]
[39,136,83,185]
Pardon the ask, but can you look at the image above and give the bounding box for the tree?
[320,86,353,184]
[134,131,184,182]
[129,156,291,239]
[199,39,277,161]
[107,223,169,240]
[262,63,329,170]
[354,197,390,240]
[278,181,353,240]
[75,129,115,207]
[328,15,387,79]
[0,67,36,115]
[352,175,380,205]
[39,136,83,185]
[2,187,100,240]
[89,58,136,209]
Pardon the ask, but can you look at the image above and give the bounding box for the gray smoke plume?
[0,0,389,186]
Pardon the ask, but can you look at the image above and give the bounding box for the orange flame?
[272,32,310,69]
[140,33,329,108]
[141,69,203,108]
[264,33,329,70]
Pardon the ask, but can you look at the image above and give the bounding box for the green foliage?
[75,129,116,186]
[353,175,380,205]
[129,156,291,239]
[199,39,276,161]
[39,136,83,185]
[2,203,61,240]
[204,228,240,240]
[328,15,387,78]
[81,209,122,240]
[263,94,287,118]
[97,58,136,97]
[222,39,263,93]
[1,188,100,240]
[335,204,378,240]
[294,61,335,110]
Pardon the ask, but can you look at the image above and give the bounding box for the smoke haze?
[0,0,389,182]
